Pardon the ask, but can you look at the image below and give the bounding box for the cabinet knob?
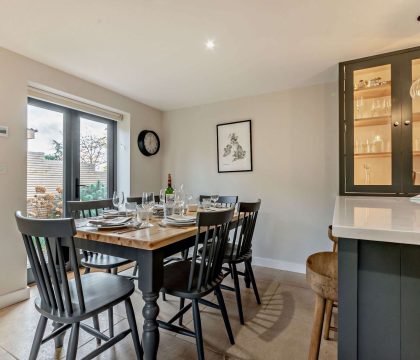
[394,121,400,127]
[404,120,411,126]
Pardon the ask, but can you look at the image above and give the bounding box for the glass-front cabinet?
[340,47,420,195]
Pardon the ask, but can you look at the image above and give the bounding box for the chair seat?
[198,243,252,264]
[35,272,134,323]
[162,260,224,299]
[81,254,131,269]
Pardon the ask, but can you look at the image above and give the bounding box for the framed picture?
[217,119,252,173]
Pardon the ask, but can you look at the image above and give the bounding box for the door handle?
[75,178,86,199]
[404,120,411,126]
[394,121,400,127]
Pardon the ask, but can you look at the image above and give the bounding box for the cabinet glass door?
[353,65,392,185]
[412,59,420,186]
[344,55,402,194]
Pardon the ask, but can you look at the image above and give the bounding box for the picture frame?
[217,119,252,173]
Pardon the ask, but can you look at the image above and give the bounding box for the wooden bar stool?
[306,251,338,360]
[323,225,338,340]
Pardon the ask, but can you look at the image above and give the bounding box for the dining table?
[63,210,240,360]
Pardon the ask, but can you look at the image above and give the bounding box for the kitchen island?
[333,196,420,360]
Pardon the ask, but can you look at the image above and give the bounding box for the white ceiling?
[1,0,420,111]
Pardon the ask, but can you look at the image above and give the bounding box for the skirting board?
[0,287,30,310]
[252,256,305,274]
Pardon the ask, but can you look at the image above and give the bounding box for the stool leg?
[309,294,326,360]
[323,300,333,340]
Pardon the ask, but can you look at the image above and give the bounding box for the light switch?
[0,163,8,175]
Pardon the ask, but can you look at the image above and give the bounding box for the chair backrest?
[188,208,234,293]
[126,195,160,204]
[67,199,114,219]
[199,195,238,208]
[227,200,261,260]
[15,211,84,316]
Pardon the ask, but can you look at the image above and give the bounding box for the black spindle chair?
[67,199,132,338]
[199,195,238,208]
[126,195,160,205]
[15,211,142,360]
[157,208,235,360]
[220,200,262,324]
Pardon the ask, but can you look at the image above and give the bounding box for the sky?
[27,105,107,155]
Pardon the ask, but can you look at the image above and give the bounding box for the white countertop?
[332,196,420,245]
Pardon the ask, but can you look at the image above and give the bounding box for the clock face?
[144,132,158,154]
[138,130,160,156]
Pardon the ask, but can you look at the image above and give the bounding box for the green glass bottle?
[165,173,174,195]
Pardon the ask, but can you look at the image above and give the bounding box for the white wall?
[0,47,163,308]
[162,82,339,272]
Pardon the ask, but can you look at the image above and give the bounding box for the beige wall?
[162,82,339,271]
[0,47,163,307]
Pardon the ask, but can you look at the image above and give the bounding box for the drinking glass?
[175,190,185,216]
[210,195,219,208]
[112,191,125,211]
[142,192,155,226]
[159,189,166,204]
[164,194,175,219]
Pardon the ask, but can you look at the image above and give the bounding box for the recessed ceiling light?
[206,39,215,50]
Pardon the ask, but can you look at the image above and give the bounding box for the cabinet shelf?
[354,152,391,159]
[354,83,391,99]
[354,116,390,127]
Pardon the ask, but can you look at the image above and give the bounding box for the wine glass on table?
[210,194,219,209]
[112,191,125,211]
[142,192,155,227]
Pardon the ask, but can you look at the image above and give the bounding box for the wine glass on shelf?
[363,163,372,185]
[355,97,364,119]
[371,99,380,117]
[142,192,155,227]
[112,191,124,211]
[210,194,219,208]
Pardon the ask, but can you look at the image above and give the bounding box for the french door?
[26,98,116,281]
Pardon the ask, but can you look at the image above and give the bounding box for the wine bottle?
[165,173,174,195]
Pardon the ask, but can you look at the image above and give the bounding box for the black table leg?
[138,250,164,360]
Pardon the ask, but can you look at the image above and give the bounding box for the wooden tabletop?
[75,212,239,251]
[75,217,197,251]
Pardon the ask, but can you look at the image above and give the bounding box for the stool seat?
[306,251,338,302]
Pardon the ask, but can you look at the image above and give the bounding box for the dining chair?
[199,195,238,207]
[157,208,235,360]
[67,199,132,337]
[126,195,160,204]
[219,200,261,325]
[14,211,142,360]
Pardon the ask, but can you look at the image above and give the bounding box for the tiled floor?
[0,266,337,359]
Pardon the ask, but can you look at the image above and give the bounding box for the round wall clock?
[137,130,160,156]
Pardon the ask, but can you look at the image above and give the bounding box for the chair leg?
[309,294,326,360]
[108,308,114,338]
[66,323,80,360]
[215,286,235,345]
[179,298,185,326]
[133,262,138,277]
[245,260,261,305]
[192,299,205,360]
[323,300,333,340]
[125,298,143,360]
[244,265,251,288]
[232,263,245,325]
[112,267,118,275]
[92,315,101,345]
[162,293,167,301]
[29,315,48,360]
[229,263,234,279]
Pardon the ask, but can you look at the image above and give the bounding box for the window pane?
[79,118,108,201]
[353,64,392,185]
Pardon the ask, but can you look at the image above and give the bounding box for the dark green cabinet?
[340,46,420,195]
